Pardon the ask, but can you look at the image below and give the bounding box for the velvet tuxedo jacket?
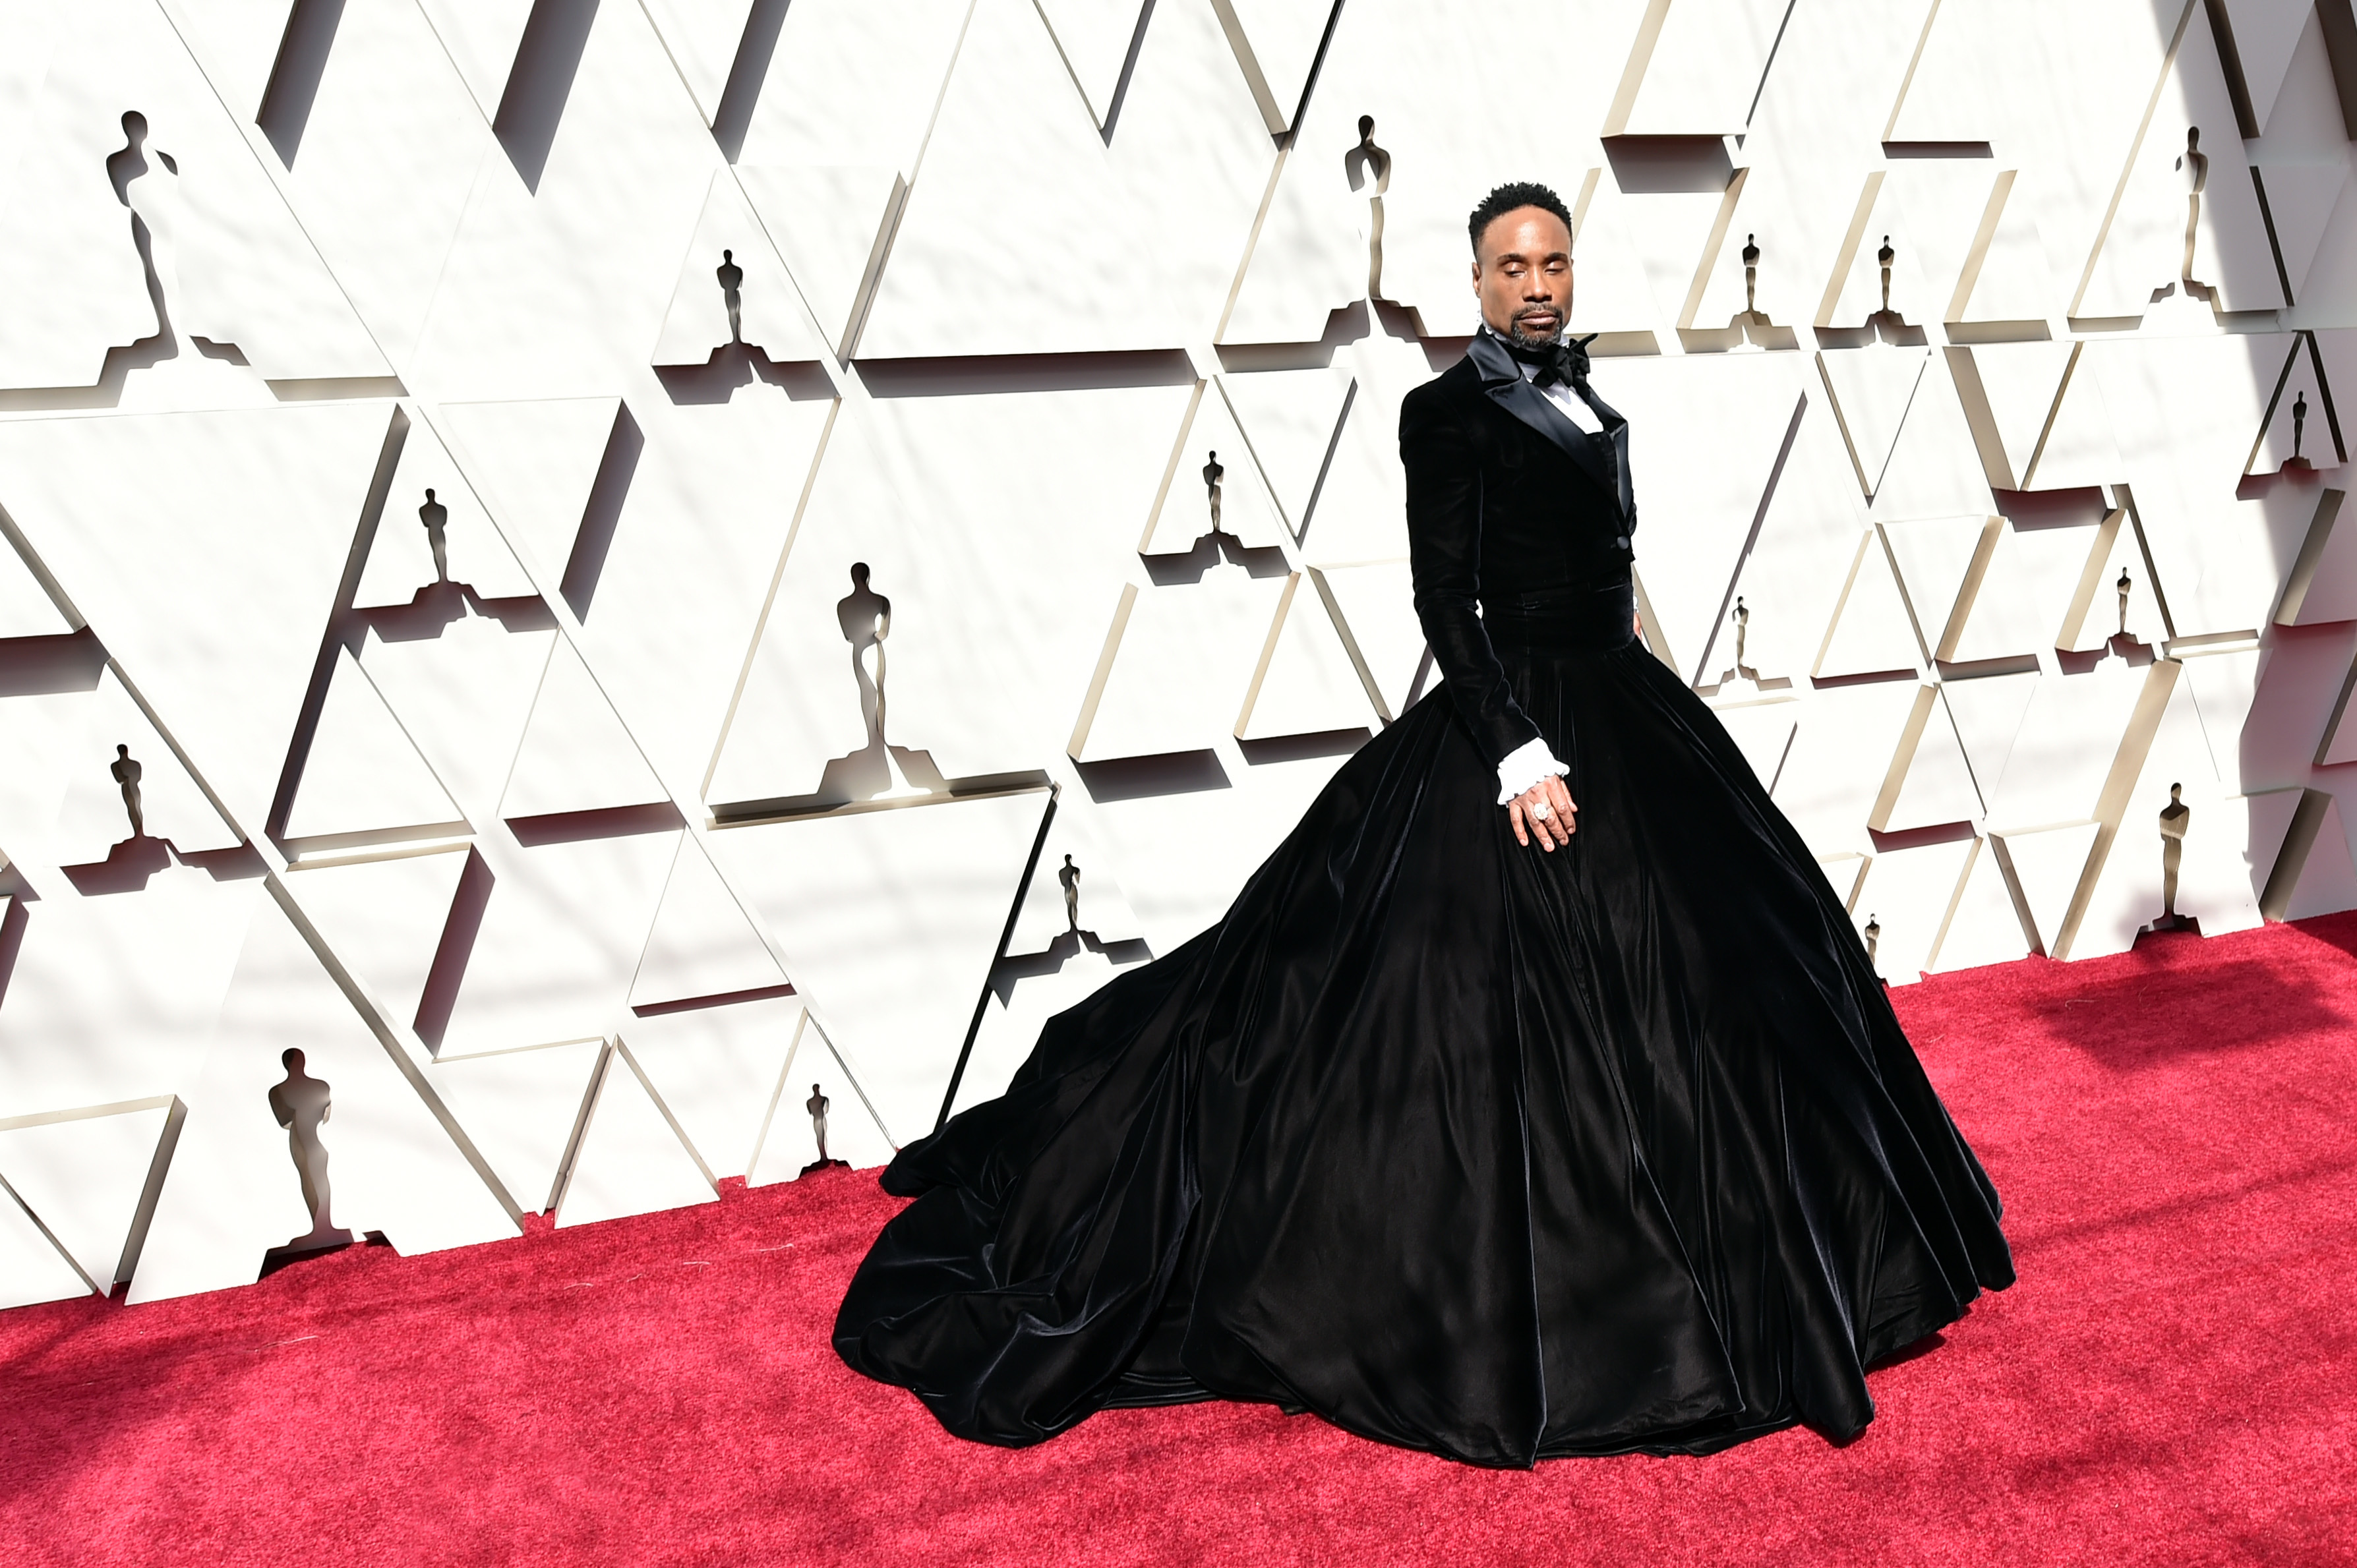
[1397,340,1640,769]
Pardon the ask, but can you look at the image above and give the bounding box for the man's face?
[1472,207,1574,346]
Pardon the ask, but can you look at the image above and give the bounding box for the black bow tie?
[1498,330,1597,390]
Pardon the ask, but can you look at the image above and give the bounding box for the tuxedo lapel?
[1464,332,1623,511]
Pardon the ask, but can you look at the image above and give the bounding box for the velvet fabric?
[831,351,2014,1466]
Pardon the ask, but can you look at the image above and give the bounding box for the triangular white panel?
[2227,0,2313,133]
[1814,532,1921,680]
[1866,337,1998,525]
[0,10,151,391]
[434,398,626,583]
[0,868,263,1118]
[361,618,559,826]
[2077,1,2280,316]
[1767,680,1923,857]
[0,405,401,831]
[1212,0,1336,133]
[1984,660,2153,832]
[355,420,539,608]
[2068,673,2234,960]
[0,1189,95,1308]
[283,648,467,850]
[1717,413,1875,689]
[621,993,806,1180]
[713,790,1050,1144]
[953,942,1149,1118]
[2285,792,2357,919]
[651,173,826,366]
[2250,357,2339,478]
[1216,368,1356,536]
[1950,177,2062,330]
[736,163,904,357]
[432,830,682,1059]
[128,899,514,1302]
[1944,521,2046,666]
[498,641,669,821]
[1933,669,2039,817]
[1818,347,1929,500]
[0,1100,170,1288]
[1944,342,2076,492]
[747,1026,894,1180]
[1034,0,1151,128]
[1927,838,2032,974]
[1711,703,1799,793]
[10,1,392,381]
[2261,163,2349,305]
[1608,0,1789,137]
[2276,488,2357,625]
[628,836,789,1010]
[1871,686,1983,832]
[553,1045,715,1228]
[1607,355,1813,685]
[55,668,242,857]
[1881,515,1994,660]
[169,1,305,122]
[425,1038,606,1214]
[0,540,72,638]
[2057,510,2170,653]
[1850,835,1977,986]
[2179,647,2265,790]
[1143,385,1290,554]
[1309,560,1424,721]
[414,0,535,123]
[1236,574,1379,741]
[1005,801,1147,958]
[1818,180,1942,334]
[733,0,969,178]
[283,846,475,1025]
[856,0,1272,357]
[1073,573,1286,763]
[640,0,760,126]
[1993,821,2099,956]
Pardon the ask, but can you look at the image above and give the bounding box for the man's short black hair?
[1468,181,1573,258]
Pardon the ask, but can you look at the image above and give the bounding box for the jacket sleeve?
[1400,386,1545,769]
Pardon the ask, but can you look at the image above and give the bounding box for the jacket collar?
[1464,330,1629,518]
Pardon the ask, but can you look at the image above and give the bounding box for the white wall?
[3,0,2356,1304]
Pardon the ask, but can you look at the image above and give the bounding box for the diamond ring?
[1529,801,1551,821]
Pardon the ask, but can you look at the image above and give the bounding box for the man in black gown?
[834,183,2014,1467]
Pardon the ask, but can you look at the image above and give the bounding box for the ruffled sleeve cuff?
[1495,736,1568,804]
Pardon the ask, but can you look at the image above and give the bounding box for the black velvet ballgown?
[833,335,2014,1467]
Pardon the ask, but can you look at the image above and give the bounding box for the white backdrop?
[3,0,2356,1305]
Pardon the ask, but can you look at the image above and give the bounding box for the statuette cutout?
[1344,115,1392,300]
[268,1049,353,1256]
[800,1083,849,1175]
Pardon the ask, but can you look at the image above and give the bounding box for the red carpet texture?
[7,915,2357,1567]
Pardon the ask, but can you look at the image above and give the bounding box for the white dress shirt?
[1518,355,1605,433]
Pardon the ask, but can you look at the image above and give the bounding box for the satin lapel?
[1464,333,1622,507]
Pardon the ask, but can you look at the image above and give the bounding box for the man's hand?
[1509,774,1576,850]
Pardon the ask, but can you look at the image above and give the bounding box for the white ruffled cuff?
[1495,736,1568,804]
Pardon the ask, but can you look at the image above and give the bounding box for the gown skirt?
[833,587,2015,1467]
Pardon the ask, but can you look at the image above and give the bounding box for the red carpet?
[7,917,2357,1566]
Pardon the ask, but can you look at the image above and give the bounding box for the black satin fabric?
[832,355,2014,1468]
